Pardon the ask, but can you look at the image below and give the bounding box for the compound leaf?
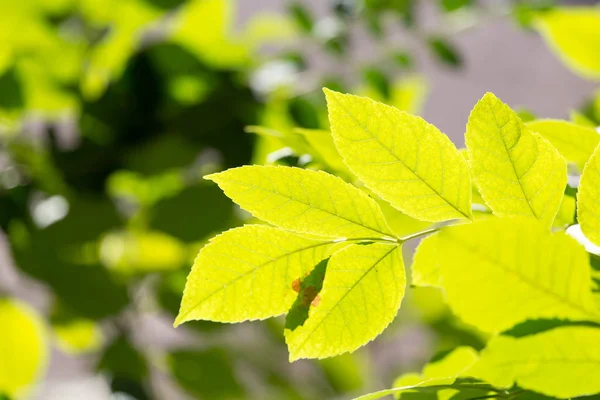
[469,326,600,398]
[285,242,404,360]
[578,143,600,247]
[527,119,600,171]
[466,93,567,228]
[325,89,473,223]
[436,218,600,333]
[206,165,394,239]
[175,225,341,325]
[534,8,600,80]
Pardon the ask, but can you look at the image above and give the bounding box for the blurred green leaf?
[170,349,244,399]
[427,37,463,68]
[288,1,314,33]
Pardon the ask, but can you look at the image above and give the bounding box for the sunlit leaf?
[325,89,472,222]
[578,143,600,247]
[206,165,395,239]
[534,8,600,80]
[176,225,343,325]
[527,119,600,171]
[466,93,567,228]
[0,299,48,399]
[285,242,404,360]
[469,326,600,398]
[435,217,600,332]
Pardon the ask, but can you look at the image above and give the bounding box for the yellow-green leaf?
[325,89,472,222]
[578,143,600,247]
[527,119,600,170]
[534,8,600,80]
[175,225,340,325]
[468,326,600,398]
[436,217,600,333]
[466,93,567,228]
[285,242,404,360]
[0,299,48,398]
[411,233,442,287]
[206,165,394,239]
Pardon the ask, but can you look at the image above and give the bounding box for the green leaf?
[285,242,404,360]
[527,119,600,171]
[355,378,497,400]
[0,299,48,399]
[176,225,341,325]
[206,165,394,239]
[427,37,462,68]
[468,326,600,398]
[534,8,600,80]
[466,93,567,228]
[436,217,600,332]
[325,89,473,222]
[578,143,600,247]
[411,233,442,287]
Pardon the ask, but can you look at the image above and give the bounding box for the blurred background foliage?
[0,0,598,399]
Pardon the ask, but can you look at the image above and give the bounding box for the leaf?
[325,89,473,222]
[285,242,404,360]
[294,128,351,175]
[527,119,600,170]
[427,37,463,68]
[175,225,341,325]
[436,217,600,333]
[411,233,442,287]
[355,378,497,400]
[534,8,600,80]
[206,165,394,239]
[466,93,567,228]
[0,299,48,399]
[468,326,600,398]
[553,195,576,229]
[385,346,479,400]
[578,143,600,247]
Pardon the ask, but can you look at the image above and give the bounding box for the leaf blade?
[175,225,340,325]
[468,326,600,398]
[466,93,567,228]
[578,143,600,247]
[325,89,473,222]
[527,119,600,171]
[206,165,394,239]
[285,242,404,360]
[436,217,600,333]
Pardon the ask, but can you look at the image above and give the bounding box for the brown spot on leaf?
[291,278,301,293]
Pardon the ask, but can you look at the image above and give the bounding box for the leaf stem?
[399,227,439,242]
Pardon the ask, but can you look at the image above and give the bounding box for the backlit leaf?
[285,242,404,360]
[206,165,394,239]
[176,225,341,325]
[411,233,442,287]
[578,143,600,247]
[436,218,600,332]
[466,93,567,228]
[469,326,600,398]
[534,8,600,80]
[325,89,472,222]
[0,299,48,399]
[527,119,599,170]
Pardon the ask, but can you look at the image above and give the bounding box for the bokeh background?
[0,0,598,399]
